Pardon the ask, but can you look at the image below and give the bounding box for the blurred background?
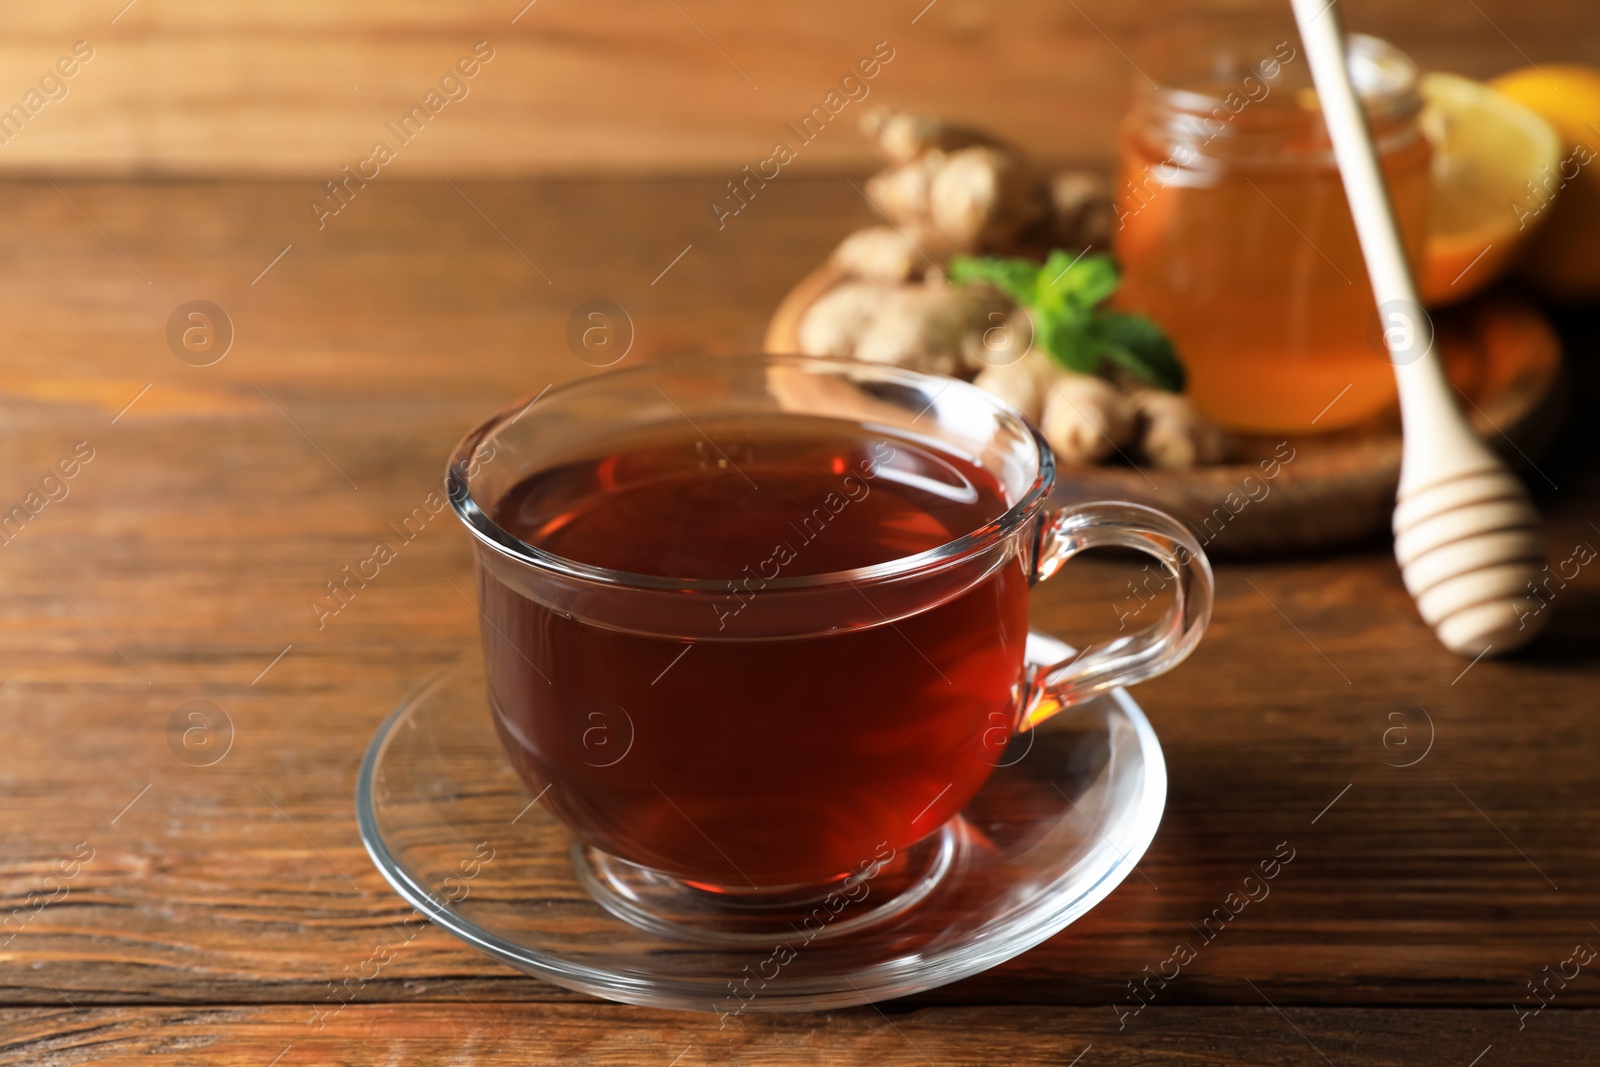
[2,0,1591,176]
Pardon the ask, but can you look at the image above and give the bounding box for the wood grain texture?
[0,177,1598,1062]
[0,0,1593,175]
[3,1005,1598,1066]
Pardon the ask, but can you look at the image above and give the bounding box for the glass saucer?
[355,633,1166,1013]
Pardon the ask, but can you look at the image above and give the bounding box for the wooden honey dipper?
[1290,0,1548,657]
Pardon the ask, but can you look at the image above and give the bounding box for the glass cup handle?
[1023,502,1214,730]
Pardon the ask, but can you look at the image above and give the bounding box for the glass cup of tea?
[447,355,1211,924]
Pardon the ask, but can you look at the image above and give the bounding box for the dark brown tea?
[479,417,1030,888]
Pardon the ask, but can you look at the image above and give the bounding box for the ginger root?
[978,357,1227,470]
[789,109,1230,471]
[971,347,1054,422]
[865,154,943,230]
[930,146,1048,249]
[796,282,891,357]
[963,307,1035,376]
[1050,171,1116,252]
[854,282,1007,378]
[829,225,944,283]
[861,117,1050,254]
[1039,373,1139,465]
[861,108,995,164]
[1132,389,1233,468]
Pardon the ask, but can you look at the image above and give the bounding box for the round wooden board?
[764,267,1564,556]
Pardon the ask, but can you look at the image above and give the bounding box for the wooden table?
[2,176,1598,1065]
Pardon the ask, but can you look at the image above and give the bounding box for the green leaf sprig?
[948,251,1186,392]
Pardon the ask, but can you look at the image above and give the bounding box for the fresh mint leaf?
[1037,251,1119,312]
[948,255,1039,305]
[1036,313,1098,375]
[949,250,1187,392]
[1091,311,1186,392]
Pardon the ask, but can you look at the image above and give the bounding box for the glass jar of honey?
[1113,25,1431,434]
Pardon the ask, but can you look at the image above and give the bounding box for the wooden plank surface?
[1,176,1598,1062]
[4,1005,1599,1066]
[0,0,1593,175]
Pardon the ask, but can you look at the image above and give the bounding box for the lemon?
[1490,65,1600,302]
[1417,72,1561,305]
